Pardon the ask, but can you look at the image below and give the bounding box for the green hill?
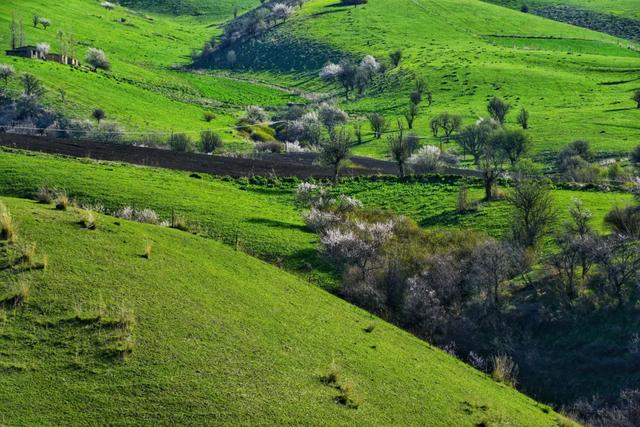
[208,0,640,158]
[0,0,296,144]
[0,196,567,425]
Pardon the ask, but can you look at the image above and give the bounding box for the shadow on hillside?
[246,217,308,232]
[194,33,349,74]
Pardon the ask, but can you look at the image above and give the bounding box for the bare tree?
[478,133,507,200]
[455,120,496,165]
[492,128,531,166]
[368,113,386,139]
[404,102,419,129]
[507,177,556,248]
[319,128,352,183]
[487,96,510,124]
[388,122,411,178]
[516,107,529,129]
[466,239,525,306]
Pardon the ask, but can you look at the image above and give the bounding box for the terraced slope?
[210,0,640,158]
[0,196,567,425]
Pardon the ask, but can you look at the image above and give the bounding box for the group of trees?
[320,55,383,100]
[296,173,640,404]
[197,0,306,64]
[32,15,51,30]
[0,68,124,143]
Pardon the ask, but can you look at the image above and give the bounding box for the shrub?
[138,208,161,225]
[198,130,223,153]
[168,133,195,152]
[255,141,283,153]
[456,183,477,213]
[203,111,215,122]
[389,49,402,67]
[0,203,17,243]
[487,96,510,124]
[604,206,640,239]
[491,354,518,387]
[244,105,268,124]
[408,145,445,173]
[85,48,110,71]
[171,215,188,231]
[92,122,125,144]
[368,113,386,139]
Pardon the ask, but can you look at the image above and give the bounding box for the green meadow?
[0,149,633,282]
[218,0,640,159]
[0,196,568,425]
[0,0,297,139]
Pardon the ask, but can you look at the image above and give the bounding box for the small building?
[5,45,45,60]
[6,46,79,66]
[45,53,79,66]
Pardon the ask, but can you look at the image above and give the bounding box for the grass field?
[214,0,640,159]
[0,0,298,141]
[0,149,633,283]
[0,196,568,425]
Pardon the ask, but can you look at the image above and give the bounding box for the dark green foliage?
[487,96,510,124]
[198,130,223,153]
[168,133,195,152]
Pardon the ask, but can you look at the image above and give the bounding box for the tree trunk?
[483,174,494,201]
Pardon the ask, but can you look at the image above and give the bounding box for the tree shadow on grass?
[246,217,308,232]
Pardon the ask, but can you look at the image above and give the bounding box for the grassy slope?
[118,0,258,18]
[0,196,566,425]
[0,149,633,276]
[0,0,298,141]
[223,0,640,158]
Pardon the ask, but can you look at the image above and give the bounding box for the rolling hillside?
[0,196,567,425]
[206,0,640,158]
[0,147,633,284]
[0,0,294,144]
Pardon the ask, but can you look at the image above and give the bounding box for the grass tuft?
[363,322,376,333]
[36,186,56,204]
[55,192,70,211]
[143,241,153,259]
[491,354,519,387]
[79,210,97,230]
[323,360,341,385]
[336,379,361,409]
[0,203,17,243]
[1,280,31,308]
